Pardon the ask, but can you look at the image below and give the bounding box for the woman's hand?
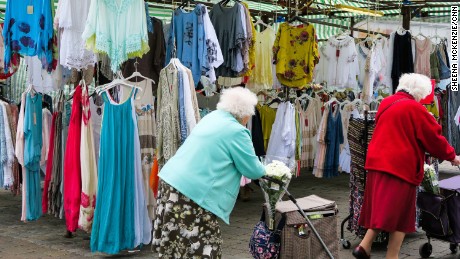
[450,155,460,166]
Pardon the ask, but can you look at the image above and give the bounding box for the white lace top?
[59,0,97,70]
[314,35,359,91]
[82,0,149,72]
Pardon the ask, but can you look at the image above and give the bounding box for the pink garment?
[64,85,83,232]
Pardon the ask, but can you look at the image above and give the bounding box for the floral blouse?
[273,22,319,88]
[3,0,54,73]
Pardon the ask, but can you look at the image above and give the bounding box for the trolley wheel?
[342,240,351,249]
[419,243,432,258]
[450,243,458,254]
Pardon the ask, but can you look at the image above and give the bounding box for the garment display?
[322,104,344,178]
[202,6,224,83]
[313,105,329,178]
[247,28,276,92]
[5,103,20,195]
[273,23,319,88]
[82,0,150,72]
[156,63,180,165]
[257,104,276,151]
[266,102,296,162]
[40,108,52,168]
[123,79,156,221]
[78,83,98,232]
[391,31,414,92]
[414,38,432,77]
[3,0,54,73]
[24,92,43,221]
[0,23,19,78]
[64,85,82,232]
[167,4,216,87]
[123,16,166,94]
[296,97,322,169]
[156,59,200,166]
[58,0,96,70]
[210,3,246,78]
[42,112,56,214]
[91,86,150,254]
[89,95,103,162]
[0,102,15,188]
[347,116,376,237]
[48,91,65,218]
[25,56,60,93]
[315,35,358,90]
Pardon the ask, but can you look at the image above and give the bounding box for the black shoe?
[352,245,370,259]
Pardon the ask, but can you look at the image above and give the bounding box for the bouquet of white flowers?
[259,157,295,230]
[421,164,440,195]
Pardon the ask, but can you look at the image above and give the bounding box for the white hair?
[396,73,432,102]
[217,87,258,120]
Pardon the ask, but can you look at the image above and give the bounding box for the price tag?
[27,5,34,14]
[33,112,37,125]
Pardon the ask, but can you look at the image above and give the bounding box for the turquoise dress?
[90,89,136,254]
[24,93,43,221]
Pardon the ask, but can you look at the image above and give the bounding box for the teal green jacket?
[159,110,266,224]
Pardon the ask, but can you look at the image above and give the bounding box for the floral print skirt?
[152,180,223,258]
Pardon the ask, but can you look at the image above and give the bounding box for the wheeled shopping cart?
[260,176,338,259]
[417,175,460,258]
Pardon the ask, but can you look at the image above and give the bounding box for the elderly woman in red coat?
[352,73,460,259]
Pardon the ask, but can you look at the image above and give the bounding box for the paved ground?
[0,162,459,259]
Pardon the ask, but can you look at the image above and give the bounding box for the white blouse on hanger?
[59,0,97,70]
[202,9,224,83]
[25,56,60,93]
[315,35,359,90]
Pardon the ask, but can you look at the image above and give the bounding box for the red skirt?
[359,170,417,233]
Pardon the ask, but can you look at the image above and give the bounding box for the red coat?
[365,92,456,186]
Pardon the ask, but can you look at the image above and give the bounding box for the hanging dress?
[24,92,43,221]
[64,85,82,232]
[91,88,137,254]
[126,80,156,221]
[42,112,57,214]
[78,82,98,232]
[48,91,65,217]
[16,92,27,221]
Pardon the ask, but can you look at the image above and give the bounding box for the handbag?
[249,210,286,259]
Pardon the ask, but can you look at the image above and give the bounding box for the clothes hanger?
[123,59,156,84]
[254,19,273,31]
[96,75,143,95]
[220,0,240,7]
[288,15,309,25]
[179,0,196,9]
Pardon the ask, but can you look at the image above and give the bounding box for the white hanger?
[325,97,338,107]
[297,92,313,101]
[123,59,156,84]
[26,84,36,96]
[96,76,143,95]
[340,99,351,108]
[254,19,274,31]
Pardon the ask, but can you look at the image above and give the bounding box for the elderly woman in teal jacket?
[152,87,266,258]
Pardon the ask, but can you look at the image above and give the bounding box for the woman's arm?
[229,128,265,179]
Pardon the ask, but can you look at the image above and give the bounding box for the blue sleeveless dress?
[90,89,136,254]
